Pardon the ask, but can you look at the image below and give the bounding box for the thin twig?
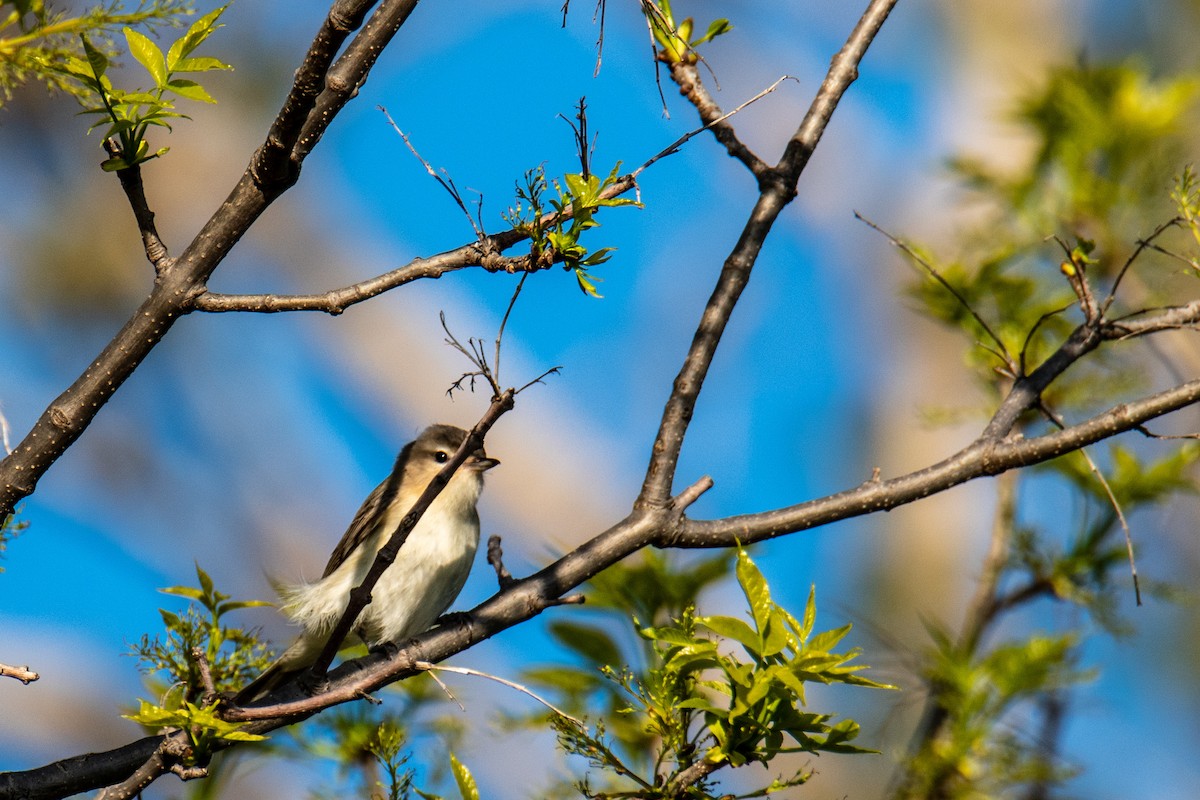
[1103,216,1181,313]
[858,212,1015,374]
[1038,401,1141,606]
[494,274,529,389]
[380,105,484,239]
[632,75,793,179]
[413,661,584,725]
[420,665,466,712]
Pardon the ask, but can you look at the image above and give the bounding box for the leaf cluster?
[0,0,191,107]
[905,628,1087,799]
[48,3,230,170]
[544,549,891,798]
[644,0,732,66]
[504,162,640,297]
[129,564,272,703]
[893,59,1200,799]
[283,674,470,800]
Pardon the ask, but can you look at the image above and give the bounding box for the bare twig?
[0,405,12,455]
[859,212,1015,373]
[1103,216,1181,313]
[494,274,529,389]
[191,647,218,705]
[1037,401,1140,605]
[632,75,793,180]
[379,105,484,239]
[413,661,584,725]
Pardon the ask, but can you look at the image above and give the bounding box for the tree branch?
[251,0,378,187]
[670,376,1200,548]
[105,142,171,272]
[0,1,427,521]
[635,0,897,510]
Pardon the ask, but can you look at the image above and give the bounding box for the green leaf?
[165,78,215,103]
[575,269,602,298]
[696,18,733,45]
[699,614,760,651]
[167,4,228,69]
[735,549,772,635]
[170,56,232,74]
[80,35,108,80]
[124,27,166,87]
[449,753,479,800]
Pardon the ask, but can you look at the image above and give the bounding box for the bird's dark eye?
[434,451,449,463]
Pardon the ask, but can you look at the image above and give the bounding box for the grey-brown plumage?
[236,424,498,703]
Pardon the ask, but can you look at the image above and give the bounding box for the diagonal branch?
[292,0,422,164]
[0,1,427,521]
[635,0,898,510]
[670,376,1200,548]
[251,0,378,188]
[778,0,898,183]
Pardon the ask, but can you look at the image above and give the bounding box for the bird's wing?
[321,440,414,578]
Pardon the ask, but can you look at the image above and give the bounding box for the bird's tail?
[234,634,322,704]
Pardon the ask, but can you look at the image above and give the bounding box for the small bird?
[237,424,498,702]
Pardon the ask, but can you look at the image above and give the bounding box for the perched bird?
[237,424,498,702]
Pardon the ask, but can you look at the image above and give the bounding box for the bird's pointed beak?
[469,454,500,471]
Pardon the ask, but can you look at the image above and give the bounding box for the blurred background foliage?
[6,1,1200,798]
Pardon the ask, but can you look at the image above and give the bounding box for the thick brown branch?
[670,377,1200,548]
[778,0,898,182]
[293,0,422,163]
[252,0,377,188]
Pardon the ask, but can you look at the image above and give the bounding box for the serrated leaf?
[124,27,166,86]
[449,753,478,800]
[167,4,228,68]
[548,621,623,667]
[80,35,107,79]
[699,614,760,651]
[735,549,772,635]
